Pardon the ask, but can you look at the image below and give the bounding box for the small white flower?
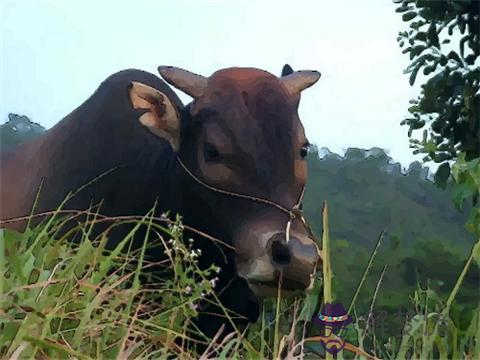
[185,285,192,294]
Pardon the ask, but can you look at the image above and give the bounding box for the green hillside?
[304,146,472,249]
[303,146,477,331]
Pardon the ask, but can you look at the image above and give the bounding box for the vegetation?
[1,203,478,359]
[394,0,479,186]
[0,210,223,359]
[0,113,46,151]
[303,147,479,353]
[394,0,480,237]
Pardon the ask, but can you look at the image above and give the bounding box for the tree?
[0,113,46,150]
[395,0,479,235]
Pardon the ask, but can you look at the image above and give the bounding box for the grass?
[0,203,479,359]
[0,208,221,359]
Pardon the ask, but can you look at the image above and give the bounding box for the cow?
[0,64,321,339]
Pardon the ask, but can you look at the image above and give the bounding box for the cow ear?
[129,81,181,151]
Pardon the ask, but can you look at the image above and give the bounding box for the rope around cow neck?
[176,156,314,244]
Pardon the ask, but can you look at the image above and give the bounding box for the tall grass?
[0,210,220,359]
[1,203,478,359]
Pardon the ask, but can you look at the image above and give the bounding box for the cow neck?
[175,155,315,244]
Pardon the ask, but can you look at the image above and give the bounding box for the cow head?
[128,65,321,297]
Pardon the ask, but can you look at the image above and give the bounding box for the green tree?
[0,113,46,150]
[395,0,479,234]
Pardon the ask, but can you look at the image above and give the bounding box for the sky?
[1,0,426,168]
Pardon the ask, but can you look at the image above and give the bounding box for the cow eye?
[204,142,221,162]
[300,143,310,159]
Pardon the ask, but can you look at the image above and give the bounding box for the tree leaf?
[409,64,422,86]
[458,17,466,34]
[402,11,417,22]
[465,54,476,65]
[427,22,439,48]
[447,51,462,63]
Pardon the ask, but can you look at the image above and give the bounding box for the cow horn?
[158,66,207,98]
[280,70,321,95]
[281,64,294,77]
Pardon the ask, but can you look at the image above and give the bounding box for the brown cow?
[0,65,321,338]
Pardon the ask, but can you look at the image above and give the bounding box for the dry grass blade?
[117,295,144,360]
[8,341,27,360]
[199,324,225,360]
[364,264,388,337]
[347,230,385,315]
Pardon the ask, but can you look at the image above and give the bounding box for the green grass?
[0,204,479,359]
[0,209,221,359]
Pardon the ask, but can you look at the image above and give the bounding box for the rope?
[176,156,310,244]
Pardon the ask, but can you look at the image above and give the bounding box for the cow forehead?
[210,67,275,83]
[206,67,290,98]
[191,67,295,117]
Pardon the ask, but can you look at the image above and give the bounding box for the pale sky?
[1,0,426,168]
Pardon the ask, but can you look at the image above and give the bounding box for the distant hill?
[302,146,476,322]
[0,113,46,150]
[303,146,472,249]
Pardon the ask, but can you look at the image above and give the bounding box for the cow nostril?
[270,240,291,266]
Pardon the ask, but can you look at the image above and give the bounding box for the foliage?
[451,153,480,236]
[394,0,479,203]
[0,113,46,150]
[304,146,473,249]
[303,147,479,351]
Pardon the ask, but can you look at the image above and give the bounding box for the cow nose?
[270,238,292,266]
[268,233,319,270]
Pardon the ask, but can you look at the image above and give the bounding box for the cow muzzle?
[235,227,320,298]
[267,232,319,289]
